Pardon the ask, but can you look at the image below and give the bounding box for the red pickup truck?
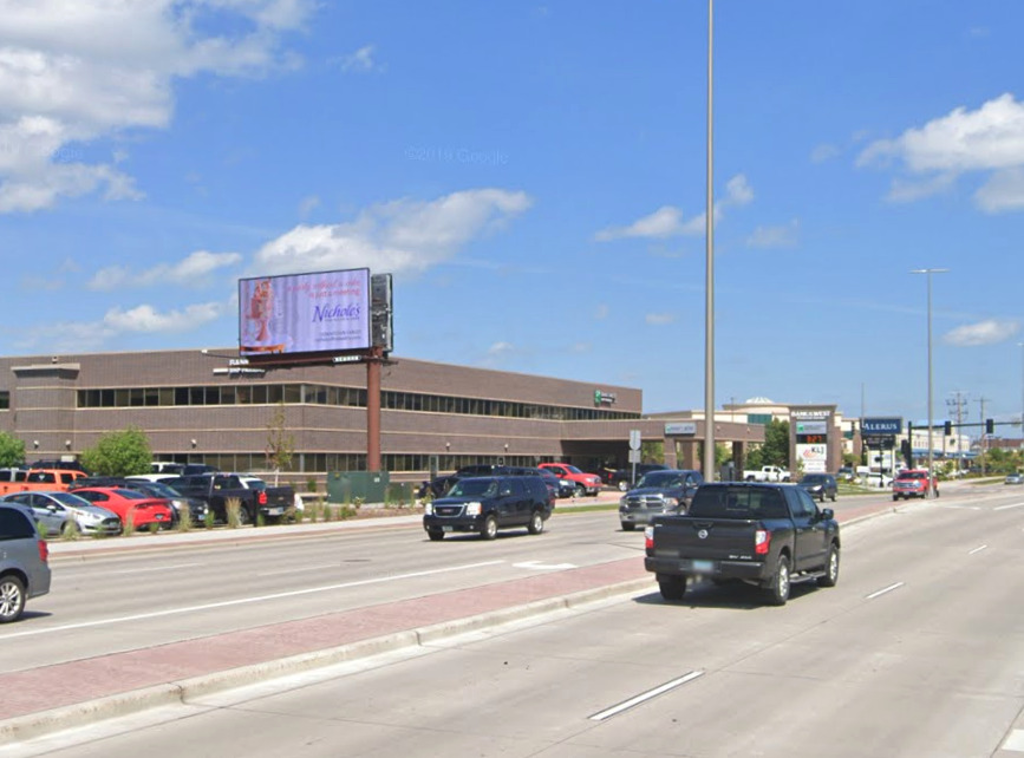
[538,463,601,497]
[892,469,938,500]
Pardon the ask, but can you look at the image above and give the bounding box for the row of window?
[154,453,540,475]
[75,383,639,422]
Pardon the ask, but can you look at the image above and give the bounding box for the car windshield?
[898,471,926,480]
[448,478,499,498]
[802,475,826,484]
[110,488,150,500]
[141,482,182,497]
[637,471,684,488]
[52,492,95,507]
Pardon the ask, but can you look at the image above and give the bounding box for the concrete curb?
[0,577,653,746]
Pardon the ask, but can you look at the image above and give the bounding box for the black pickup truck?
[163,473,295,525]
[644,482,840,605]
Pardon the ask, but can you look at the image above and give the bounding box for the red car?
[538,463,602,497]
[71,487,174,529]
[892,469,939,500]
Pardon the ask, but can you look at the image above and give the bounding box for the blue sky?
[2,1,1023,429]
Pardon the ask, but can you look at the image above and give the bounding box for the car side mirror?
[820,508,834,521]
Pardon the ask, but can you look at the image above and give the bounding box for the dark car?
[423,475,553,541]
[417,473,463,500]
[609,463,670,492]
[618,469,703,531]
[798,473,838,502]
[0,504,52,622]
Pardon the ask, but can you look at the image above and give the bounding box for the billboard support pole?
[366,346,383,472]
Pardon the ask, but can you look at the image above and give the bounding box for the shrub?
[225,497,243,528]
[176,505,193,532]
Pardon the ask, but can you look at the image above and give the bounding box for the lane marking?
[103,563,204,576]
[994,502,1024,511]
[866,582,904,600]
[968,545,988,555]
[513,560,577,570]
[257,563,340,577]
[0,560,505,641]
[590,671,704,721]
[1003,729,1024,752]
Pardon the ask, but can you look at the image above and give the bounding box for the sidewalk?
[2,492,900,745]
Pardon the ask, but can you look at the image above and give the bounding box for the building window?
[0,391,8,410]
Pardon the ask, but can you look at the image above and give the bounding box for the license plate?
[442,526,454,532]
[692,560,714,573]
[266,507,285,516]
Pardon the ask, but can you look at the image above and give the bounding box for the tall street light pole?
[1018,342,1024,442]
[911,268,948,497]
[703,0,716,480]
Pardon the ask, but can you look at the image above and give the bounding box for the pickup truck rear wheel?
[236,506,252,526]
[480,515,498,540]
[765,555,790,606]
[657,575,686,602]
[817,544,839,587]
[527,510,544,535]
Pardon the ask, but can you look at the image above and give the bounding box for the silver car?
[0,504,52,622]
[1,491,121,537]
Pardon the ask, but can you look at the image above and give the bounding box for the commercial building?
[1,348,766,485]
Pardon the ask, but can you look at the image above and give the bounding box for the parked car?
[1005,472,1024,485]
[0,504,52,622]
[86,477,209,523]
[422,475,553,541]
[836,466,855,482]
[619,469,704,531]
[162,473,294,524]
[537,463,601,497]
[892,469,939,500]
[608,463,670,492]
[798,473,838,502]
[1,491,122,537]
[150,462,184,475]
[70,487,174,529]
[743,465,792,482]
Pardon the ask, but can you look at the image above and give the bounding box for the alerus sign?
[861,417,902,435]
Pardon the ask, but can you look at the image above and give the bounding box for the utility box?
[327,471,389,504]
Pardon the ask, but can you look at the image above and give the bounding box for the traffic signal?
[986,418,995,435]
[900,438,913,468]
[944,421,952,436]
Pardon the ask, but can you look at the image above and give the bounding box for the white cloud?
[645,312,675,326]
[594,303,609,320]
[88,251,242,290]
[811,143,840,163]
[595,173,753,241]
[858,93,1024,212]
[251,188,533,276]
[975,168,1024,212]
[102,302,226,333]
[943,319,1020,347]
[0,0,316,212]
[340,44,380,73]
[747,219,799,249]
[487,341,514,356]
[298,194,320,217]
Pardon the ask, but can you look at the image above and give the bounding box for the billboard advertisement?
[239,268,371,356]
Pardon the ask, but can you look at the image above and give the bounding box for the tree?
[265,402,295,485]
[745,419,790,471]
[79,426,152,476]
[0,432,25,468]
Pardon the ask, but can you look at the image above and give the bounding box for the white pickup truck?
[743,465,792,482]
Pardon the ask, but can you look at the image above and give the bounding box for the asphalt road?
[4,481,1023,757]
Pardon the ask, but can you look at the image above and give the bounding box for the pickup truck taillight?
[754,529,771,555]
[258,491,267,505]
[644,525,654,549]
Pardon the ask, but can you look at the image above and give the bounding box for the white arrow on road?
[513,560,577,570]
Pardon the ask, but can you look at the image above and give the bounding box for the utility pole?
[946,390,968,468]
[979,396,989,476]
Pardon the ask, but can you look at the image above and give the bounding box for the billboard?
[239,268,371,356]
[797,443,828,473]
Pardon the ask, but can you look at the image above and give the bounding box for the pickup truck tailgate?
[649,517,760,561]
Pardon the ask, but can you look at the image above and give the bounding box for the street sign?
[629,429,642,451]
[863,435,895,449]
[862,417,902,435]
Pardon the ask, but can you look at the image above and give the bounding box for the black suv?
[798,473,838,502]
[423,475,554,541]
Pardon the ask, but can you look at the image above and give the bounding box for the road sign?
[629,429,641,451]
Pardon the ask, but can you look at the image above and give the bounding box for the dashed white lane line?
[866,582,904,600]
[994,502,1024,511]
[0,560,505,641]
[589,671,705,721]
[1003,729,1024,752]
[968,545,988,555]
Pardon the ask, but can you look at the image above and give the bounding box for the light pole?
[703,0,716,480]
[1018,342,1024,446]
[911,268,948,497]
